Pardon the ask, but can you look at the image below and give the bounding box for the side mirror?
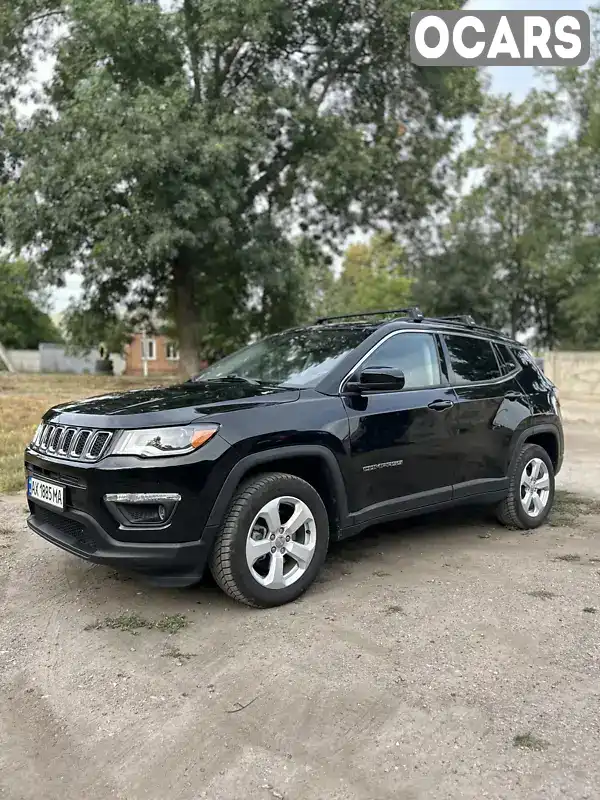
[345,366,406,393]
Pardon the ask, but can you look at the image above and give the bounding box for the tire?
[209,472,330,607]
[495,443,555,530]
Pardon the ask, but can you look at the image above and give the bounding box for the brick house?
[124,333,181,376]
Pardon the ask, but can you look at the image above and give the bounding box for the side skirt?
[336,489,508,542]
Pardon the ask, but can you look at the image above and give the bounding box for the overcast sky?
[50,0,592,314]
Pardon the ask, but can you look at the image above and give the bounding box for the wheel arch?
[508,423,563,475]
[205,446,349,538]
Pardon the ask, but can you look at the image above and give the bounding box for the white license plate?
[27,477,65,510]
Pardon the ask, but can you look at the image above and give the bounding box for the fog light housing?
[104,493,181,528]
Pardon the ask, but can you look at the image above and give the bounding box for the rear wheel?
[496,443,555,530]
[209,472,329,607]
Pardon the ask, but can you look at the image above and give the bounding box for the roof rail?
[315,307,424,325]
[422,316,510,339]
[432,315,476,326]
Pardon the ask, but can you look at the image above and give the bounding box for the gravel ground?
[1,419,599,800]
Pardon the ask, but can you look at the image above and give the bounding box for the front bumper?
[27,504,215,586]
[24,436,235,586]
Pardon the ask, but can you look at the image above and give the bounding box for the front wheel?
[209,472,330,607]
[495,443,555,530]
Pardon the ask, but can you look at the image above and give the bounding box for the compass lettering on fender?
[363,460,404,473]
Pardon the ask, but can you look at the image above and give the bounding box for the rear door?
[343,331,459,518]
[442,334,531,498]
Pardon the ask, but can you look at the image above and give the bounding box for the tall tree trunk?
[510,299,518,340]
[173,255,200,377]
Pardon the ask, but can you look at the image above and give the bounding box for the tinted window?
[195,327,374,388]
[495,343,517,375]
[444,335,500,384]
[360,333,441,389]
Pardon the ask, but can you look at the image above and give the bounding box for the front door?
[343,331,458,520]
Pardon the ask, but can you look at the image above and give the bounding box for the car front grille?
[27,464,87,489]
[29,424,113,462]
[32,506,98,553]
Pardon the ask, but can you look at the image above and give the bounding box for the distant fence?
[7,349,40,372]
[39,343,97,374]
[6,344,125,375]
[541,351,600,398]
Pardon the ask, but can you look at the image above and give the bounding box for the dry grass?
[0,373,177,494]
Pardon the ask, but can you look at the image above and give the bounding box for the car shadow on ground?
[67,504,500,618]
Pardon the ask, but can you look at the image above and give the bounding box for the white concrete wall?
[541,351,600,399]
[7,349,40,372]
[6,347,125,375]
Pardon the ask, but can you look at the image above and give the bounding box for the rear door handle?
[505,391,521,400]
[428,399,454,411]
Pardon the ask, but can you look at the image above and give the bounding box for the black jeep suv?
[25,308,563,607]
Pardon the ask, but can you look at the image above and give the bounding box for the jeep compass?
[25,308,563,607]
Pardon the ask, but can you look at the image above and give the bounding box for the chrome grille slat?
[48,426,64,453]
[30,424,112,462]
[59,428,76,455]
[40,424,53,450]
[73,430,91,457]
[85,431,112,460]
[56,427,69,453]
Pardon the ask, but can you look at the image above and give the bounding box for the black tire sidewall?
[511,444,555,529]
[225,475,329,606]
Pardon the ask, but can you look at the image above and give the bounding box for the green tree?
[413,92,567,342]
[549,21,600,348]
[61,304,133,358]
[317,233,412,319]
[0,259,62,349]
[2,0,480,374]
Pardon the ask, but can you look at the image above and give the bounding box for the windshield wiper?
[207,374,262,386]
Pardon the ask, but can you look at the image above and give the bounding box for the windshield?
[194,327,374,388]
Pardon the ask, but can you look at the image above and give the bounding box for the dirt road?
[1,420,599,800]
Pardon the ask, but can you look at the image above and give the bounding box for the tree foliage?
[409,9,600,350]
[61,304,133,357]
[317,233,412,320]
[414,92,563,339]
[1,0,480,372]
[0,259,62,349]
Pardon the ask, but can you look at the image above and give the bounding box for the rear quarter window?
[444,335,501,384]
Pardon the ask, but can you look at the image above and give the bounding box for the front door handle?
[505,391,521,400]
[428,399,454,411]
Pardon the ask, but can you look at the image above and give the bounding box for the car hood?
[46,381,300,429]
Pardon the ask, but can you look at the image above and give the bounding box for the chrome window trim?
[338,329,444,394]
[338,327,522,394]
[441,331,522,387]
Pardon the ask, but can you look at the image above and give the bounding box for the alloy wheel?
[246,496,317,589]
[519,457,551,518]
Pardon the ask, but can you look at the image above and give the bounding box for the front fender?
[204,444,350,533]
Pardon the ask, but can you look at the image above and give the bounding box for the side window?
[444,335,501,384]
[360,333,442,390]
[495,343,517,376]
[142,338,156,360]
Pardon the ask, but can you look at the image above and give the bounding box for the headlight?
[112,424,219,458]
